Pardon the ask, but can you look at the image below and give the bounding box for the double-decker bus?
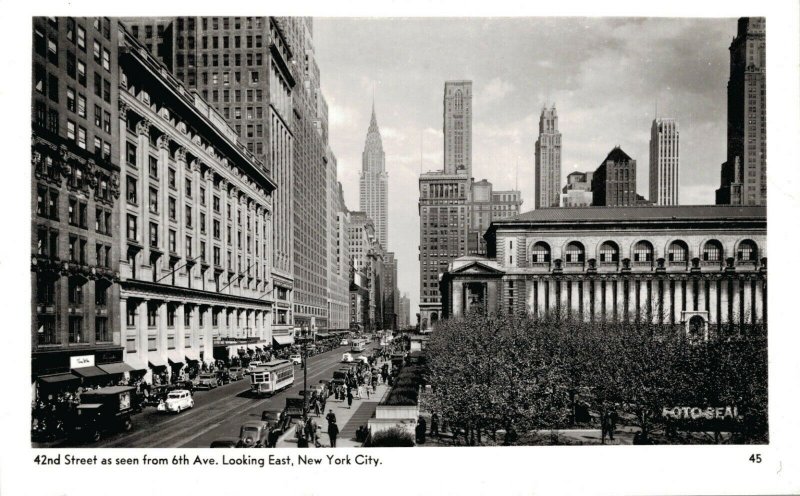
[250,359,294,396]
[350,339,367,353]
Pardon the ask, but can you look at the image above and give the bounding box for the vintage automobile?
[289,354,302,365]
[340,339,349,346]
[228,366,244,380]
[173,380,195,394]
[195,373,219,390]
[356,356,370,365]
[284,397,306,419]
[237,420,269,447]
[71,386,136,443]
[209,439,238,448]
[331,369,349,387]
[261,409,291,433]
[158,389,194,413]
[216,369,231,385]
[341,353,354,363]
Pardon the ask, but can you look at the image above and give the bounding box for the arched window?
[599,241,619,263]
[530,242,551,264]
[633,241,654,263]
[702,240,723,262]
[668,240,688,263]
[565,242,585,263]
[736,239,758,261]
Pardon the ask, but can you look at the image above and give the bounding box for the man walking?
[328,420,339,448]
[346,389,353,409]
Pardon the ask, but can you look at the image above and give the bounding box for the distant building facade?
[398,293,411,330]
[441,206,767,334]
[592,147,643,207]
[468,179,523,255]
[649,118,679,206]
[560,171,594,207]
[716,17,766,206]
[534,105,562,208]
[418,171,470,329]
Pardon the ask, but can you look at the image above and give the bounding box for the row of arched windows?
[525,239,760,265]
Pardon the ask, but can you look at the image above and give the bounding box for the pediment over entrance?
[450,260,505,276]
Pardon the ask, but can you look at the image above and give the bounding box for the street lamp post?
[302,325,308,422]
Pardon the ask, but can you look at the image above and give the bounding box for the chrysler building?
[359,101,389,249]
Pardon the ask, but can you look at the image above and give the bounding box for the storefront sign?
[70,355,95,369]
[662,406,739,420]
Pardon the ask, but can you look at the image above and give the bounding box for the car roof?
[241,421,266,428]
[169,389,190,394]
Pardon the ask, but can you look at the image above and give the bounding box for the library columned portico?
[440,206,767,331]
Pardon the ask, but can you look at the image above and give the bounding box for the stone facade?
[441,205,767,333]
[117,27,276,381]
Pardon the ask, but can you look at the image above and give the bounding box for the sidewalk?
[277,369,391,448]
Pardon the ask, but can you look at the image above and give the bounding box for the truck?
[71,386,136,443]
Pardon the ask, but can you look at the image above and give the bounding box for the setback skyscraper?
[443,81,472,177]
[649,118,680,205]
[359,102,388,250]
[716,17,766,206]
[534,105,562,208]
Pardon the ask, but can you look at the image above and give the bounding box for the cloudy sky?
[313,17,737,321]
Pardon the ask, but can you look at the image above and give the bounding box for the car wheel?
[176,406,181,413]
[122,418,132,431]
[91,429,101,443]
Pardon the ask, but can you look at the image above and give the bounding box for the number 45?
[749,454,762,463]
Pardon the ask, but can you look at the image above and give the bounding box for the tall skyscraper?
[359,102,389,249]
[716,17,766,206]
[649,118,680,205]
[534,105,562,208]
[443,81,472,177]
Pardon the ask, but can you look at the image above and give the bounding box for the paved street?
[51,343,380,448]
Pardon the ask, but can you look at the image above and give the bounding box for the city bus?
[250,359,294,396]
[350,339,367,353]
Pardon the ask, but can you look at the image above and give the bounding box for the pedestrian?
[346,389,353,409]
[326,409,337,426]
[328,420,339,448]
[609,409,618,441]
[431,412,439,437]
[418,416,427,444]
[601,412,611,444]
[314,398,321,417]
[296,421,308,448]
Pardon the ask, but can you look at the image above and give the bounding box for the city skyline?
[315,17,737,319]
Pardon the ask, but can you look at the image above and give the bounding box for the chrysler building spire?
[360,100,389,249]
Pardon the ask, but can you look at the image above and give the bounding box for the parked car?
[261,409,291,433]
[173,380,195,394]
[340,339,349,346]
[70,386,136,443]
[356,356,369,365]
[238,421,269,447]
[195,373,219,390]
[284,397,306,419]
[289,354,302,365]
[158,389,194,413]
[228,367,244,380]
[341,353,354,363]
[209,439,238,448]
[216,369,231,385]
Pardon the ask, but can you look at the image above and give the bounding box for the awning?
[72,366,108,378]
[97,362,136,375]
[38,372,80,384]
[148,352,167,368]
[184,349,200,362]
[167,350,185,365]
[316,332,331,338]
[273,335,294,346]
[124,355,148,371]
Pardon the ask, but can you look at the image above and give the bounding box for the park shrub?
[369,427,415,447]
